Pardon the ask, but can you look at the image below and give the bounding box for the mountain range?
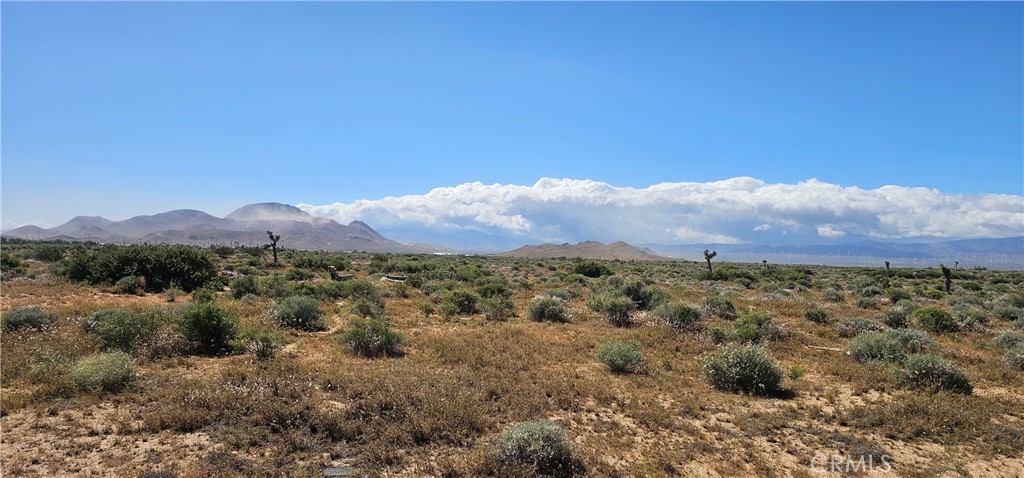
[498,241,667,261]
[4,204,1022,269]
[2,203,438,253]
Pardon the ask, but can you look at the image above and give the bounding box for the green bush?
[1005,344,1024,371]
[855,297,878,309]
[573,260,611,278]
[2,307,58,331]
[824,289,845,302]
[70,352,136,392]
[994,306,1024,322]
[913,307,959,334]
[528,298,568,323]
[190,287,217,303]
[654,301,703,331]
[887,288,913,304]
[993,331,1024,350]
[494,420,575,476]
[895,354,972,395]
[442,289,480,316]
[231,275,259,299]
[340,317,404,358]
[273,296,326,331]
[480,296,516,321]
[835,317,885,338]
[804,308,829,324]
[589,293,635,327]
[701,345,783,395]
[848,329,932,364]
[61,244,216,292]
[702,296,736,319]
[176,303,239,355]
[620,278,668,311]
[596,341,645,374]
[116,275,146,295]
[237,327,284,361]
[734,310,773,343]
[351,298,384,319]
[85,309,161,353]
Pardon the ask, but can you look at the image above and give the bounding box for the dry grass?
[2,254,1023,477]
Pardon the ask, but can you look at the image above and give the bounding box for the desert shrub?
[285,267,314,281]
[1005,344,1024,371]
[589,293,635,327]
[848,329,932,364]
[954,307,989,331]
[528,298,568,323]
[341,317,403,358]
[273,296,326,331]
[164,286,184,303]
[654,301,703,331]
[476,278,512,299]
[258,274,292,299]
[701,345,782,395]
[824,288,845,302]
[494,420,575,476]
[2,307,58,332]
[856,297,878,309]
[895,354,972,395]
[1015,318,1024,330]
[70,352,136,392]
[573,260,611,278]
[994,306,1024,322]
[237,327,284,361]
[620,278,668,311]
[176,303,239,355]
[993,331,1024,350]
[351,298,385,319]
[859,285,883,297]
[913,307,959,334]
[230,275,259,299]
[31,244,66,262]
[882,307,911,329]
[734,310,773,343]
[804,308,829,324]
[116,275,146,295]
[596,341,645,374]
[442,289,480,316]
[545,288,581,301]
[480,296,516,321]
[887,288,913,303]
[85,309,161,353]
[702,296,737,319]
[61,244,216,292]
[835,317,885,338]
[190,287,217,303]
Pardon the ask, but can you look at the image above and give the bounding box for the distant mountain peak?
[226,203,313,222]
[498,240,667,261]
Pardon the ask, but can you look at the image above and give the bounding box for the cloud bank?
[298,177,1024,247]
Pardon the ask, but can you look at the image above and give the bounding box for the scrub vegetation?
[2,239,1023,477]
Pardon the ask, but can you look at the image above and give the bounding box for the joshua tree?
[885,261,891,278]
[954,261,960,271]
[267,231,281,264]
[703,249,717,277]
[940,263,952,294]
[762,259,768,271]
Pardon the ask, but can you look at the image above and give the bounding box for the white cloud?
[816,225,847,238]
[298,177,1024,246]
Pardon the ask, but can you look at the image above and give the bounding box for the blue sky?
[2,2,1022,244]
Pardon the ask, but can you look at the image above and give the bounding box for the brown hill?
[497,240,669,261]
